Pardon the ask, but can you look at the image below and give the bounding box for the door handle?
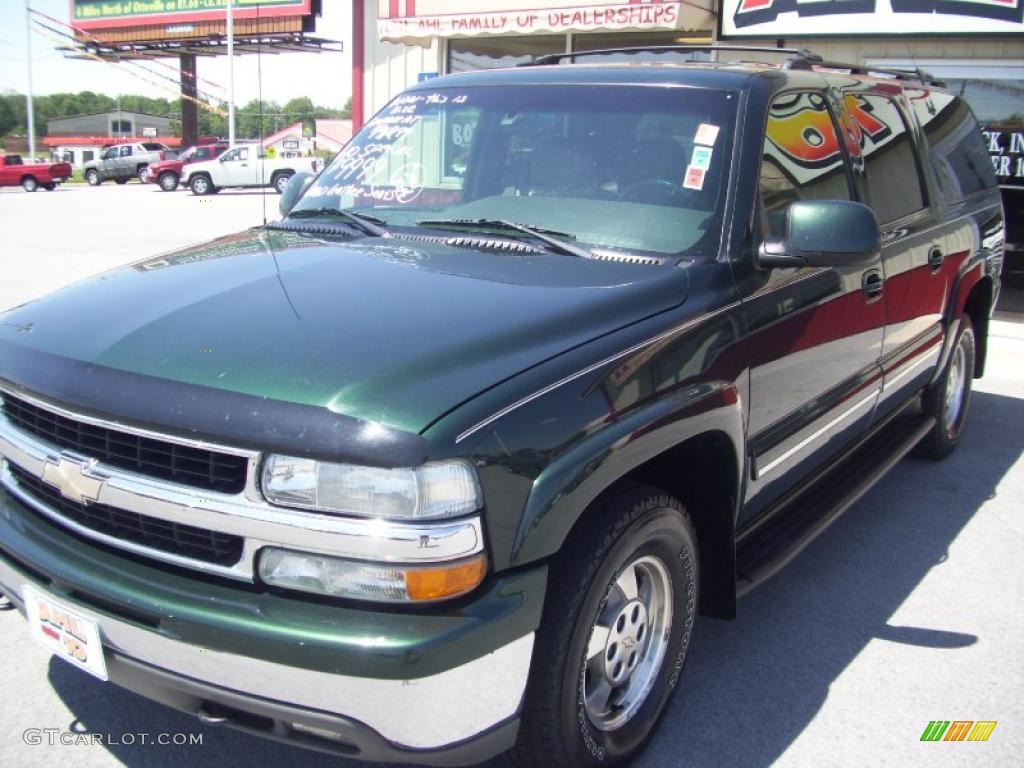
[862,269,884,302]
[927,246,945,272]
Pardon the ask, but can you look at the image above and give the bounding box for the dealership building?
[354,1,1022,129]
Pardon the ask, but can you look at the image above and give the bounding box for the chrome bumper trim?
[0,395,483,581]
[0,567,533,750]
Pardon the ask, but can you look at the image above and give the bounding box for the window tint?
[119,146,132,157]
[910,90,997,201]
[194,148,211,160]
[142,142,163,151]
[760,92,851,239]
[853,94,926,223]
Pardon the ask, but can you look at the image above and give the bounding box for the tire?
[21,176,38,192]
[919,316,975,459]
[273,172,292,194]
[158,172,179,192]
[513,483,699,768]
[86,169,100,186]
[115,178,128,185]
[190,175,214,196]
[137,165,149,183]
[43,182,56,191]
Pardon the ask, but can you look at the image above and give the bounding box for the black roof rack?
[523,44,945,87]
[784,56,945,87]
[523,45,823,66]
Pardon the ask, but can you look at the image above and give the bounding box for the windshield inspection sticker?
[690,145,713,171]
[694,123,720,147]
[683,165,706,190]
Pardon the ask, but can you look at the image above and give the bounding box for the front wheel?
[85,169,100,186]
[21,176,38,192]
[919,316,975,459]
[513,483,698,768]
[158,172,179,192]
[138,166,149,183]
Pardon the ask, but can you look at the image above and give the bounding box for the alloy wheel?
[583,554,673,732]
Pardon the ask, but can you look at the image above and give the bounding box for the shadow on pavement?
[47,391,1024,768]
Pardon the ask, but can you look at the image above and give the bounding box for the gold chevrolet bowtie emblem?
[41,455,104,504]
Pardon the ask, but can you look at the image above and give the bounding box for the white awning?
[378,0,716,44]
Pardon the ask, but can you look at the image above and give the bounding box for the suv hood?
[0,229,687,434]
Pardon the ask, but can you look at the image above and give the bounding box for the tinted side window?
[760,92,851,238]
[910,90,997,201]
[854,94,926,224]
[119,146,132,157]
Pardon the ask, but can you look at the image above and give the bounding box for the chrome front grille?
[8,463,244,566]
[2,393,247,494]
[0,387,486,582]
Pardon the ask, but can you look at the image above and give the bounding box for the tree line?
[0,90,351,141]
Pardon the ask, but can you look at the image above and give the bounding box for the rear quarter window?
[909,91,997,202]
[142,143,164,151]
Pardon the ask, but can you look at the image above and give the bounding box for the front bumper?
[0,487,546,764]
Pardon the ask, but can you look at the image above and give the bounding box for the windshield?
[294,84,736,255]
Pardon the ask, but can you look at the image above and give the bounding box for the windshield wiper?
[287,208,389,238]
[417,218,594,259]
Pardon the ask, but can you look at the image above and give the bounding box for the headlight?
[259,549,486,603]
[261,455,482,520]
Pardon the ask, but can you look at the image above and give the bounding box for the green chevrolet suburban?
[0,47,1003,767]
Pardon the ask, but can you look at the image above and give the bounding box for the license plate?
[22,585,108,681]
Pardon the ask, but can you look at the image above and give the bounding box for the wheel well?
[21,174,36,182]
[272,170,294,181]
[963,277,993,377]
[616,431,740,619]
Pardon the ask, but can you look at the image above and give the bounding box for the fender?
[929,199,1002,385]
[510,381,744,568]
[930,250,988,387]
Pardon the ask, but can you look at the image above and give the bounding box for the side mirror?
[758,200,881,269]
[279,172,314,217]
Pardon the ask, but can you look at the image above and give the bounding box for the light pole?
[24,0,36,160]
[227,0,235,146]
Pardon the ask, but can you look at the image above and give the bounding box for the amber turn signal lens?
[405,555,487,601]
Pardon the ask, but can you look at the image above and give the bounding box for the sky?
[0,1,354,109]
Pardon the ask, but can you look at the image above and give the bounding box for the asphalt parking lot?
[0,183,1022,768]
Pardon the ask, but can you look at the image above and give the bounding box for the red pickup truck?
[0,155,73,192]
[145,143,228,191]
